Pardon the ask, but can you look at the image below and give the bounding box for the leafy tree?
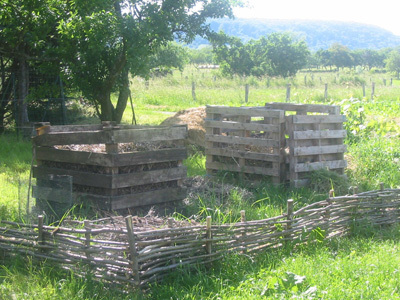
[147,42,189,76]
[385,49,400,78]
[328,43,354,70]
[58,0,236,123]
[188,46,215,65]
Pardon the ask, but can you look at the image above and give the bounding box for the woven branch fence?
[0,187,399,289]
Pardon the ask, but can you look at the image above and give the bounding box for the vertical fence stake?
[240,210,246,253]
[206,216,212,254]
[286,84,291,102]
[192,81,197,101]
[353,186,359,195]
[324,83,328,101]
[38,215,44,252]
[371,82,375,100]
[168,218,176,265]
[125,215,140,287]
[285,199,294,244]
[362,83,366,98]
[245,84,249,103]
[380,182,385,191]
[84,220,91,260]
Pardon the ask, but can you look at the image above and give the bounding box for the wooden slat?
[46,124,103,133]
[205,120,281,133]
[206,161,280,177]
[112,167,187,189]
[111,187,187,210]
[294,145,347,156]
[265,103,340,115]
[36,147,187,167]
[206,105,284,119]
[205,134,280,148]
[112,126,187,143]
[32,186,72,203]
[295,160,348,172]
[292,115,346,124]
[33,131,109,146]
[293,130,346,140]
[205,148,282,163]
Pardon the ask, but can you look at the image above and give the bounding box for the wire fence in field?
[0,187,399,289]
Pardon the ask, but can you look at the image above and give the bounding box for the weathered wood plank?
[293,130,346,140]
[205,134,280,148]
[111,187,187,210]
[32,186,72,203]
[265,103,340,115]
[36,147,187,167]
[206,161,280,177]
[112,126,187,143]
[295,160,348,172]
[205,120,281,133]
[46,125,103,133]
[206,105,284,119]
[292,115,346,124]
[112,167,187,188]
[294,145,347,156]
[33,131,109,146]
[205,148,282,163]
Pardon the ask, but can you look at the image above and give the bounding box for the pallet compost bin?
[205,103,347,186]
[32,123,188,210]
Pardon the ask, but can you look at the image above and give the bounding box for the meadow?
[1,67,400,299]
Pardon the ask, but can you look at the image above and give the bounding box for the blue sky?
[233,0,400,35]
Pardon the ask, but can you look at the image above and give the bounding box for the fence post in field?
[285,199,294,244]
[286,84,291,102]
[240,210,247,253]
[245,84,249,103]
[38,215,45,252]
[84,220,91,260]
[325,190,334,237]
[125,215,140,286]
[391,78,393,86]
[371,82,375,100]
[192,81,197,101]
[168,217,176,265]
[353,186,359,195]
[380,182,385,191]
[324,83,328,101]
[304,75,307,85]
[383,78,387,86]
[362,83,366,98]
[206,216,212,254]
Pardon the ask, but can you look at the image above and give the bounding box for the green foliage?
[385,49,400,78]
[307,169,350,196]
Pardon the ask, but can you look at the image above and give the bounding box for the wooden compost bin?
[205,105,286,184]
[32,123,188,210]
[265,103,347,187]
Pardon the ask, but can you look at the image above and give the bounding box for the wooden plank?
[293,130,347,140]
[111,187,187,210]
[292,115,346,124]
[295,160,348,172]
[36,147,187,167]
[205,134,280,148]
[73,193,111,210]
[205,148,282,163]
[33,166,112,188]
[265,103,340,115]
[36,147,113,166]
[46,124,103,133]
[205,120,281,133]
[112,126,187,143]
[206,161,280,177]
[33,130,110,146]
[294,145,347,156]
[112,167,187,189]
[206,105,284,119]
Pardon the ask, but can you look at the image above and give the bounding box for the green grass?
[1,67,400,299]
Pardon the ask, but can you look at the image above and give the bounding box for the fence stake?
[324,83,328,100]
[286,84,291,102]
[206,216,212,254]
[380,182,385,191]
[285,199,294,243]
[38,215,44,252]
[240,210,247,253]
[84,220,91,260]
[325,191,333,237]
[192,81,197,101]
[125,215,140,286]
[362,83,366,98]
[245,84,249,103]
[371,82,375,100]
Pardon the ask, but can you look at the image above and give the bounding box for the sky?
[233,0,400,36]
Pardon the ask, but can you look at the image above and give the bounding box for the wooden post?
[205,216,212,254]
[192,81,196,101]
[84,220,91,260]
[325,191,333,237]
[286,84,291,102]
[245,84,249,103]
[383,78,386,86]
[125,215,140,286]
[353,186,358,195]
[285,199,294,244]
[324,83,328,100]
[304,75,307,85]
[391,78,393,86]
[362,84,366,98]
[380,182,385,191]
[38,215,44,252]
[240,210,246,253]
[371,82,375,100]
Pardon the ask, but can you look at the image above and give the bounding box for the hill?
[190,19,400,50]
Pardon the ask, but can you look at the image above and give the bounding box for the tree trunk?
[98,92,114,122]
[114,68,130,124]
[16,57,29,128]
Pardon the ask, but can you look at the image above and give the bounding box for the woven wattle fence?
[0,187,399,288]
